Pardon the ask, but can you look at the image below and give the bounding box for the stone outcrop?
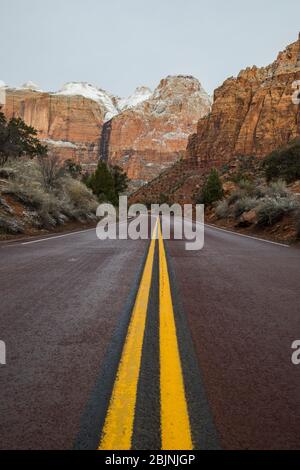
[187,35,300,163]
[3,87,108,170]
[104,76,211,186]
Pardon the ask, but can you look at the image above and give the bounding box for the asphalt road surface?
[0,221,300,450]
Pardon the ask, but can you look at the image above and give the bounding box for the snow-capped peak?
[118,86,152,111]
[55,82,119,121]
[54,82,153,120]
[21,81,43,92]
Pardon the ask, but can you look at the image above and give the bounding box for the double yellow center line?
[99,218,193,450]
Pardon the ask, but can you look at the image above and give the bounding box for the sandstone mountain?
[102,76,211,187]
[132,35,300,204]
[1,77,211,182]
[2,83,119,170]
[187,34,300,163]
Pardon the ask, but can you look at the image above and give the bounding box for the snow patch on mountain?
[21,81,43,92]
[55,82,119,121]
[163,131,190,140]
[41,139,78,149]
[54,82,153,120]
[118,86,152,111]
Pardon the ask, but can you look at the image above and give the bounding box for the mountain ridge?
[1,75,211,180]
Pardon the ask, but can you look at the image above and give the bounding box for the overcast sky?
[1,0,299,97]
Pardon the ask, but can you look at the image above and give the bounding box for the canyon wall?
[3,87,107,169]
[187,35,300,163]
[131,35,300,205]
[104,76,211,186]
[2,77,211,182]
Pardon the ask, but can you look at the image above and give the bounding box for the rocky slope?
[103,76,211,187]
[133,35,300,204]
[187,34,300,163]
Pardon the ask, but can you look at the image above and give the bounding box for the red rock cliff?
[3,87,107,169]
[105,76,211,186]
[187,35,300,163]
[2,78,210,180]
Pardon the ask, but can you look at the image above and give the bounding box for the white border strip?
[205,223,290,248]
[21,228,95,245]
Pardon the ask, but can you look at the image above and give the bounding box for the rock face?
[103,76,211,186]
[2,78,210,181]
[131,35,300,205]
[187,35,300,163]
[3,86,109,169]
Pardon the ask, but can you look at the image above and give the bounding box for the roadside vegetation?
[0,111,47,166]
[0,112,109,237]
[215,180,299,227]
[83,161,128,206]
[204,142,300,242]
[197,168,223,205]
[0,155,99,236]
[0,111,130,238]
[263,139,300,183]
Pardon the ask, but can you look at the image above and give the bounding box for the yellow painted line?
[158,220,193,450]
[99,219,158,450]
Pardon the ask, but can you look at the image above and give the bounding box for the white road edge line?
[21,218,137,246]
[21,228,96,245]
[205,223,290,248]
[6,218,291,248]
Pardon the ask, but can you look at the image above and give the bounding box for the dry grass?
[0,157,98,232]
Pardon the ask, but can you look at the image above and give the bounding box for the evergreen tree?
[198,168,223,205]
[110,164,129,195]
[0,112,47,166]
[85,161,116,204]
[84,161,129,205]
[263,139,300,183]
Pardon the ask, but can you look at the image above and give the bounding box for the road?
[0,222,300,450]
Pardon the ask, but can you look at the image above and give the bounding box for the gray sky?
[1,0,299,97]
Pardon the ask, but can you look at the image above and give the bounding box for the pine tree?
[110,165,129,195]
[198,168,223,205]
[0,112,47,166]
[84,161,129,205]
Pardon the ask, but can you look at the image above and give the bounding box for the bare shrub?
[61,177,97,211]
[215,200,230,219]
[256,197,299,227]
[264,180,289,198]
[0,217,24,234]
[233,197,258,218]
[38,152,63,191]
[2,157,98,229]
[227,189,246,205]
